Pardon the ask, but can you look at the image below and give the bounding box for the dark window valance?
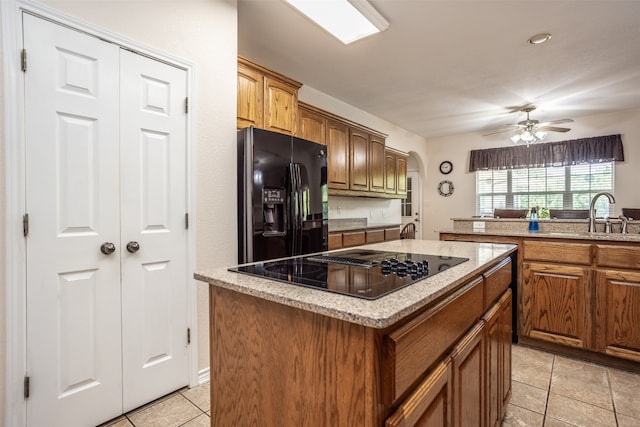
[468,134,624,172]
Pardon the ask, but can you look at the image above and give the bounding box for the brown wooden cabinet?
[396,153,408,197]
[370,134,386,193]
[451,322,485,427]
[349,127,370,191]
[329,226,401,250]
[237,57,301,135]
[327,118,350,190]
[237,60,263,129]
[595,269,640,362]
[210,256,513,427]
[483,290,512,427]
[386,359,453,427]
[298,104,327,145]
[522,262,592,349]
[441,232,640,370]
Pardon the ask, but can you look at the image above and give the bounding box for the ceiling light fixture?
[528,32,551,45]
[284,0,389,45]
[510,107,547,145]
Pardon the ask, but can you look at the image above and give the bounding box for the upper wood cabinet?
[369,134,386,193]
[237,61,263,129]
[327,118,350,190]
[298,104,327,145]
[349,127,370,191]
[385,148,408,197]
[237,57,301,135]
[396,153,408,197]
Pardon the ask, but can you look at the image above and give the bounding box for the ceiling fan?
[484,106,573,144]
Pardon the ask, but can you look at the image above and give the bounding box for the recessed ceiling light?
[285,0,389,45]
[528,33,552,45]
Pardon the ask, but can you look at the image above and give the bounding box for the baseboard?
[198,367,210,385]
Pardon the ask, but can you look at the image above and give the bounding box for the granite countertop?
[440,229,640,243]
[195,240,516,329]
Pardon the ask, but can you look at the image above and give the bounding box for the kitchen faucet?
[588,192,616,233]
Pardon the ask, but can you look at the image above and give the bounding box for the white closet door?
[24,13,123,427]
[119,49,189,412]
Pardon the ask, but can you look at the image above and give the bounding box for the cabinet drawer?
[384,277,483,405]
[385,359,452,427]
[483,258,512,310]
[366,229,385,244]
[328,233,342,250]
[523,240,591,265]
[342,231,365,247]
[385,227,400,241]
[596,244,640,269]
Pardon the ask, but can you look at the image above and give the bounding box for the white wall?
[424,107,640,239]
[299,86,428,229]
[32,0,239,376]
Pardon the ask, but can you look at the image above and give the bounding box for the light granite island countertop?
[195,239,517,329]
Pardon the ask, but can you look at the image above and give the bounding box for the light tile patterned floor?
[99,345,640,427]
[505,345,640,427]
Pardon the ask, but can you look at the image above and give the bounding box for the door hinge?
[185,213,189,229]
[24,376,30,399]
[21,49,27,72]
[23,213,29,237]
[187,328,191,345]
[185,97,189,114]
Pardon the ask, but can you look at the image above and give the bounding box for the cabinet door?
[385,150,397,194]
[327,119,350,189]
[385,360,452,427]
[369,134,386,193]
[264,76,298,135]
[396,154,408,196]
[483,290,512,427]
[349,128,370,191]
[522,262,592,349]
[595,269,640,362]
[237,62,263,129]
[298,106,326,144]
[451,322,485,427]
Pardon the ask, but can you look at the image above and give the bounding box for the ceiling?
[238,1,640,140]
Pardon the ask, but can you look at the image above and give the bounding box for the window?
[476,162,614,217]
[401,176,413,217]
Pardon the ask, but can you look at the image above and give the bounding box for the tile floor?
[100,344,640,427]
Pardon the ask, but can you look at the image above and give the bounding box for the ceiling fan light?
[510,134,521,144]
[535,131,547,140]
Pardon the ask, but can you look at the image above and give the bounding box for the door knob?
[126,241,140,253]
[100,242,116,255]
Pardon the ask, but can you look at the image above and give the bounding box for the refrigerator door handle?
[294,163,303,255]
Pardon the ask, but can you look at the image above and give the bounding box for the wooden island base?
[209,255,514,427]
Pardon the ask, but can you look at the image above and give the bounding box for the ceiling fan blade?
[538,126,571,133]
[482,126,518,136]
[539,118,574,126]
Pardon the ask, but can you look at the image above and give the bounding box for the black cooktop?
[229,249,469,300]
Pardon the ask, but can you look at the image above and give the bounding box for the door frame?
[1,2,199,425]
[402,170,422,239]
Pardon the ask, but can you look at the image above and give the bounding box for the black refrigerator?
[237,127,328,264]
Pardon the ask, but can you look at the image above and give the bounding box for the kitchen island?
[196,240,517,426]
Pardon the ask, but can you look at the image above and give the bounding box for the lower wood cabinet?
[595,269,640,362]
[451,322,485,427]
[210,257,513,427]
[522,262,592,349]
[385,360,452,427]
[442,232,640,368]
[483,290,512,427]
[330,227,401,250]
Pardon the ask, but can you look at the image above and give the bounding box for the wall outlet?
[337,206,341,214]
